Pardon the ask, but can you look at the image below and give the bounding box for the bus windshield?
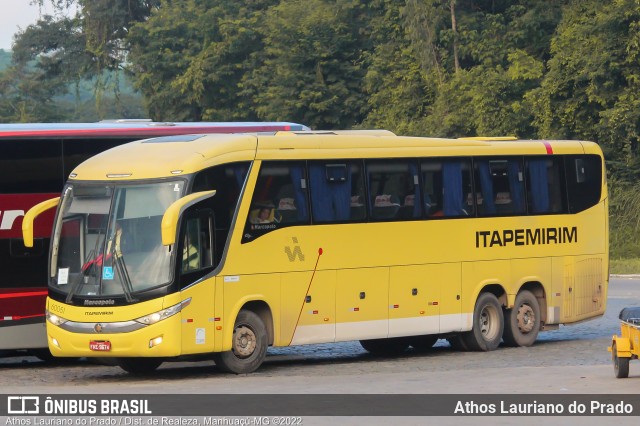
[50,180,185,300]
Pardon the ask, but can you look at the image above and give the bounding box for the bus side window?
[366,160,418,221]
[192,162,250,264]
[421,160,442,216]
[243,162,309,242]
[526,157,566,214]
[309,161,366,222]
[475,158,525,216]
[180,214,214,287]
[423,159,472,217]
[565,155,602,213]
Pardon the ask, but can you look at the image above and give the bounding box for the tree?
[127,0,276,121]
[361,0,435,135]
[8,1,158,119]
[243,0,374,129]
[531,0,640,170]
[0,62,66,122]
[364,0,560,137]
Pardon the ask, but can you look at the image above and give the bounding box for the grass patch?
[610,258,640,275]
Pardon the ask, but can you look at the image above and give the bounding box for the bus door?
[178,211,217,354]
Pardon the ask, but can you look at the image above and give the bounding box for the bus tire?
[360,337,409,356]
[503,290,541,347]
[30,349,60,363]
[462,292,503,351]
[409,335,438,351]
[214,310,268,374]
[447,335,469,351]
[118,358,163,375]
[612,343,630,379]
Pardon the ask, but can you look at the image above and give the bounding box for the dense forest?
[1,0,639,258]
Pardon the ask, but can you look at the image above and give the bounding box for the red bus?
[0,120,309,358]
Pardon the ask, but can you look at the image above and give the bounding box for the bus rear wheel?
[214,310,268,374]
[118,358,163,375]
[462,292,503,351]
[503,290,541,347]
[360,337,410,356]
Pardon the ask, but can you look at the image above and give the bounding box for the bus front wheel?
[214,310,268,374]
[118,358,163,375]
[503,290,541,347]
[462,292,503,351]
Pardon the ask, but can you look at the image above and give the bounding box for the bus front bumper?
[46,317,181,358]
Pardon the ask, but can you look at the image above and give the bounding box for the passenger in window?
[249,203,279,224]
[104,222,125,258]
[258,208,273,223]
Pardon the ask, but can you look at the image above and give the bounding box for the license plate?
[89,341,111,351]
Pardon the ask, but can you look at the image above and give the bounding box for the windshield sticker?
[57,268,69,285]
[102,266,114,280]
[174,184,181,192]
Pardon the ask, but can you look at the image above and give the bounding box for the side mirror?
[161,190,216,246]
[22,197,60,248]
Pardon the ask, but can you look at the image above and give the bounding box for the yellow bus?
[23,131,608,374]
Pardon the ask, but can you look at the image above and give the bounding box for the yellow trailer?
[609,307,640,378]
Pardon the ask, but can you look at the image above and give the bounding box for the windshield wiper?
[114,255,136,303]
[64,232,105,303]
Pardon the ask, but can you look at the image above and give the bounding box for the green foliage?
[610,258,640,274]
[5,1,158,119]
[609,177,640,259]
[242,0,374,129]
[0,62,66,122]
[361,0,436,135]
[0,50,11,70]
[127,0,274,121]
[531,0,640,166]
[4,0,640,257]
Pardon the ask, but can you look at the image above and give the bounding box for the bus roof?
[69,132,601,181]
[0,121,310,139]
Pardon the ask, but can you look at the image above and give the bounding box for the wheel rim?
[516,304,535,334]
[233,325,257,359]
[479,303,500,341]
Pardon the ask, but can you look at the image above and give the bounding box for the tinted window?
[565,155,602,213]
[525,157,566,214]
[367,160,421,221]
[309,161,366,223]
[192,162,250,263]
[422,158,473,217]
[242,162,309,242]
[179,213,214,288]
[0,239,48,289]
[0,139,63,193]
[474,157,526,216]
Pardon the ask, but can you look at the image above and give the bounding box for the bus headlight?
[134,298,191,326]
[46,310,69,326]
